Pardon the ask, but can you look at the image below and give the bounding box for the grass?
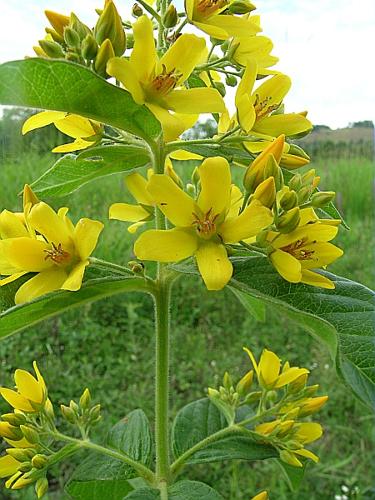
[0,153,374,500]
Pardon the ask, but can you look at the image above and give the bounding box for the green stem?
[174,17,188,36]
[137,0,162,21]
[51,432,155,484]
[89,257,134,276]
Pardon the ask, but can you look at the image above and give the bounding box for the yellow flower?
[251,491,268,500]
[0,362,46,413]
[185,0,260,40]
[0,188,103,304]
[0,455,21,480]
[235,60,312,137]
[134,157,273,290]
[244,139,310,170]
[231,33,279,75]
[244,347,309,389]
[268,221,343,289]
[107,15,225,141]
[22,111,101,152]
[109,172,155,233]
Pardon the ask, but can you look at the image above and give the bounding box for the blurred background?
[0,1,374,499]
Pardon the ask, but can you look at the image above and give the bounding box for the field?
[0,151,374,500]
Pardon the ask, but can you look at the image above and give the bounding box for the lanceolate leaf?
[229,257,375,408]
[0,275,151,340]
[29,145,150,197]
[124,481,224,500]
[0,59,161,141]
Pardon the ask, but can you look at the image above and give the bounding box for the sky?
[0,0,374,129]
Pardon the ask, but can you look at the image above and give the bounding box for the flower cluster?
[208,347,328,469]
[0,363,100,497]
[0,185,103,304]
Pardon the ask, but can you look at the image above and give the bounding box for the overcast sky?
[0,0,374,129]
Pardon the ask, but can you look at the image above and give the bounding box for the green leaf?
[278,460,307,491]
[168,480,224,499]
[29,145,150,197]
[108,409,153,467]
[125,487,160,499]
[65,453,135,500]
[229,287,266,322]
[0,58,161,141]
[228,256,375,407]
[317,202,350,230]
[172,143,251,164]
[0,275,150,340]
[172,398,226,459]
[172,398,276,465]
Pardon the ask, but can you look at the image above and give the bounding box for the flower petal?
[197,157,231,216]
[109,203,150,223]
[28,202,72,248]
[259,349,281,386]
[201,15,261,40]
[294,448,319,463]
[52,138,94,153]
[164,88,224,114]
[107,57,145,104]
[146,103,186,142]
[0,456,20,478]
[0,388,35,412]
[274,367,309,388]
[0,238,51,272]
[195,240,233,290]
[220,200,273,243]
[126,173,154,205]
[15,268,68,304]
[235,60,257,132]
[130,15,157,82]
[62,260,89,291]
[295,423,323,444]
[300,242,343,269]
[254,113,312,138]
[0,210,28,238]
[160,33,206,83]
[14,370,43,404]
[300,269,335,289]
[54,115,96,138]
[73,218,103,260]
[147,174,196,227]
[252,74,291,113]
[134,228,198,262]
[270,249,302,283]
[22,111,67,135]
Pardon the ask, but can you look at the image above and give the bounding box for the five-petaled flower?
[107,15,225,141]
[0,186,103,304]
[134,157,273,290]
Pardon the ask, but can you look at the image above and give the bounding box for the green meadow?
[0,150,374,499]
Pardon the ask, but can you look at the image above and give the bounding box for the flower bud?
[279,190,298,211]
[70,13,91,41]
[264,155,283,190]
[65,51,81,63]
[6,448,34,462]
[214,82,226,97]
[32,454,48,469]
[297,186,311,205]
[126,32,134,49]
[298,396,328,417]
[35,477,49,499]
[252,177,276,208]
[60,404,77,424]
[279,449,302,467]
[163,4,178,28]
[289,173,302,192]
[225,74,237,87]
[223,372,233,391]
[132,3,143,17]
[64,27,81,49]
[311,191,335,208]
[95,1,126,56]
[236,370,254,396]
[288,143,310,160]
[79,388,92,410]
[304,384,319,397]
[18,461,32,473]
[128,260,145,274]
[1,412,27,426]
[301,169,316,185]
[243,391,262,404]
[207,387,220,398]
[276,207,300,234]
[89,404,101,423]
[95,39,115,77]
[228,0,256,14]
[0,422,23,440]
[186,183,196,197]
[20,425,39,444]
[287,373,308,394]
[243,167,258,193]
[276,420,295,437]
[82,34,99,60]
[38,40,65,58]
[45,10,70,36]
[45,27,64,44]
[34,46,47,57]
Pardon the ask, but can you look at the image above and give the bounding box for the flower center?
[192,208,218,239]
[196,0,228,17]
[149,65,181,97]
[281,239,315,261]
[253,94,281,120]
[44,242,71,265]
